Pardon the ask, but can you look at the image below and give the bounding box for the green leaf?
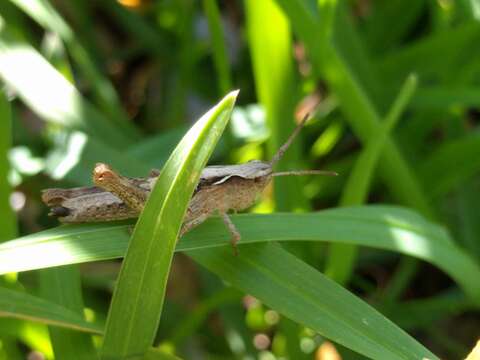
[363,0,426,53]
[96,0,167,58]
[8,0,139,138]
[101,91,238,359]
[169,287,242,345]
[0,90,16,241]
[381,290,474,330]
[2,206,479,301]
[0,319,53,358]
[419,131,480,198]
[202,0,232,94]
[274,0,435,219]
[188,242,439,360]
[39,267,97,359]
[0,31,132,148]
[377,22,480,83]
[411,86,480,109]
[245,0,306,211]
[0,287,102,334]
[326,74,418,284]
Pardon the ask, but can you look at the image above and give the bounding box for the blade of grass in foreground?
[2,206,480,301]
[0,90,20,360]
[0,287,102,334]
[0,90,16,241]
[101,91,238,359]
[188,242,439,360]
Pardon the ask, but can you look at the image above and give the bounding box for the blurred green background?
[1,0,480,359]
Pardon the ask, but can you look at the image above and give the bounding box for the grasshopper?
[42,115,337,252]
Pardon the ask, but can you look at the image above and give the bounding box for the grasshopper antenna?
[269,113,338,177]
[273,170,338,177]
[270,113,310,167]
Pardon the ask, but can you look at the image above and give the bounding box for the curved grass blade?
[0,287,102,334]
[7,0,139,139]
[0,32,131,148]
[274,0,434,218]
[188,242,440,360]
[2,206,479,302]
[326,74,418,284]
[101,91,238,359]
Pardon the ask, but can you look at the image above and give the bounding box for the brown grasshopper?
[42,116,337,252]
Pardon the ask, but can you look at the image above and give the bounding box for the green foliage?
[0,1,479,359]
[101,92,236,359]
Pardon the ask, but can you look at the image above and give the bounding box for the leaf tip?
[229,89,240,99]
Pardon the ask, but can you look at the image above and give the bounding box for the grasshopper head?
[93,163,120,186]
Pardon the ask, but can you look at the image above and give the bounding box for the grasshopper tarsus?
[221,212,241,256]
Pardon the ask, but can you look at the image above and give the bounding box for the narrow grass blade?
[333,3,384,110]
[8,0,139,138]
[454,181,480,258]
[96,0,167,58]
[39,267,97,359]
[419,131,480,198]
[326,74,418,284]
[0,33,132,148]
[363,0,426,53]
[3,206,480,301]
[0,91,19,358]
[188,243,440,360]
[0,287,102,334]
[275,0,435,219]
[169,288,241,346]
[377,22,480,82]
[412,86,480,109]
[101,91,238,359]
[0,90,16,241]
[203,0,232,94]
[382,290,475,330]
[0,319,53,358]
[245,0,307,211]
